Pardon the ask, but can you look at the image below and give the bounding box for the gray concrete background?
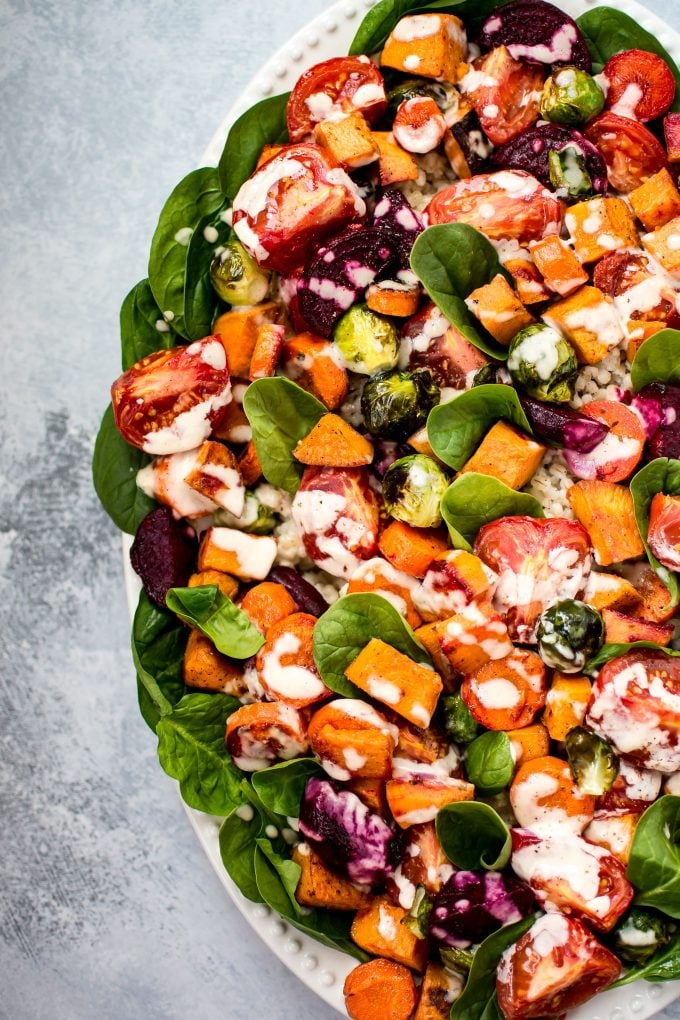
[1,0,679,1018]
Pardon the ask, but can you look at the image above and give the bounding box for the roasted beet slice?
[130,506,197,609]
[298,226,399,338]
[371,188,424,271]
[266,565,330,617]
[520,396,609,452]
[479,0,591,71]
[449,109,494,175]
[429,870,535,948]
[493,125,607,192]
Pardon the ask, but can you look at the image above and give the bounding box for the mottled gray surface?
[1,0,679,1018]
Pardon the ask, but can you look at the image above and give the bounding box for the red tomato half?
[564,399,645,483]
[497,914,621,1019]
[648,491,680,571]
[603,49,676,123]
[585,112,668,193]
[426,171,564,243]
[111,337,231,453]
[232,143,365,273]
[463,46,545,145]
[286,56,387,142]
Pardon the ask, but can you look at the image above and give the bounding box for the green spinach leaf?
[92,404,156,534]
[348,0,509,56]
[131,590,187,718]
[441,473,544,551]
[165,584,264,658]
[182,208,232,341]
[428,385,532,471]
[218,92,290,202]
[628,796,680,918]
[219,800,266,903]
[611,928,680,988]
[156,692,246,815]
[251,758,324,818]
[410,224,510,359]
[120,278,175,371]
[436,801,511,871]
[586,641,680,672]
[577,8,680,101]
[313,592,432,697]
[465,732,515,795]
[452,914,538,1020]
[631,329,680,391]
[630,458,680,609]
[243,377,326,494]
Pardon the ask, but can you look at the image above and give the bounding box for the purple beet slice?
[479,0,592,70]
[520,396,609,452]
[371,188,424,270]
[298,226,399,338]
[492,124,608,192]
[130,506,197,610]
[266,565,330,617]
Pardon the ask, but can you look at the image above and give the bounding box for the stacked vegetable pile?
[93,0,680,1017]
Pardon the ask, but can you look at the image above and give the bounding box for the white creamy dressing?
[200,462,245,516]
[342,747,368,772]
[292,488,372,579]
[470,676,522,710]
[231,709,307,772]
[260,631,327,702]
[394,99,446,154]
[508,22,577,63]
[609,82,643,120]
[333,698,400,742]
[511,767,590,835]
[507,328,561,381]
[618,760,662,802]
[366,676,402,705]
[142,377,232,456]
[137,449,218,519]
[351,82,386,109]
[392,14,441,41]
[512,830,613,916]
[398,304,450,367]
[584,811,633,856]
[377,904,398,942]
[209,527,277,579]
[391,865,417,909]
[561,298,624,351]
[443,600,513,658]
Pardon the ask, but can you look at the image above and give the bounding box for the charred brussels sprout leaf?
[537,599,604,672]
[361,368,440,440]
[508,324,578,403]
[613,908,674,969]
[440,946,475,974]
[213,490,277,534]
[165,584,264,658]
[333,304,400,376]
[465,732,515,796]
[627,796,680,918]
[441,693,480,744]
[403,885,433,939]
[382,454,449,528]
[436,801,511,872]
[565,726,619,795]
[210,238,270,306]
[540,67,605,126]
[548,146,596,200]
[386,78,460,120]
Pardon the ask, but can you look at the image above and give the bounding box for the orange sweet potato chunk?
[459,421,545,489]
[293,413,374,467]
[567,480,644,566]
[351,896,430,972]
[292,845,372,911]
[345,638,443,729]
[214,302,280,378]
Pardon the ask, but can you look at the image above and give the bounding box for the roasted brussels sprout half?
[540,67,605,127]
[536,599,604,672]
[402,885,433,939]
[565,726,619,795]
[361,368,440,440]
[213,491,277,534]
[548,146,596,200]
[507,325,578,403]
[439,946,475,975]
[383,454,448,528]
[209,239,270,305]
[613,908,674,966]
[472,364,500,387]
[332,303,400,376]
[387,78,460,120]
[441,693,480,744]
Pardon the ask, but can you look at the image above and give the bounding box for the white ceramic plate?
[124,0,680,1015]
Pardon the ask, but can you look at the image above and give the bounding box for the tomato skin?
[648,492,680,571]
[111,337,231,453]
[425,171,564,243]
[462,47,545,146]
[497,913,621,1019]
[563,399,645,483]
[603,49,676,123]
[585,112,669,193]
[287,57,386,142]
[232,143,365,273]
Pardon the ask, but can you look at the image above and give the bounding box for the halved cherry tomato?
[232,143,365,273]
[648,491,680,570]
[286,56,387,143]
[597,758,661,812]
[564,399,644,483]
[602,49,676,123]
[111,336,231,453]
[496,914,621,1019]
[393,97,447,154]
[585,112,669,193]
[461,650,546,730]
[510,755,595,834]
[426,170,564,243]
[593,251,677,323]
[386,822,451,903]
[462,46,545,145]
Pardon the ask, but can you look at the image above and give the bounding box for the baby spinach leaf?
[165,584,264,658]
[465,732,515,795]
[452,914,538,1020]
[92,404,156,534]
[219,798,266,903]
[156,692,246,815]
[628,797,680,918]
[218,92,290,202]
[243,377,326,494]
[586,641,680,672]
[631,329,680,391]
[611,928,680,988]
[348,0,509,56]
[182,208,232,341]
[441,473,545,552]
[131,590,187,718]
[148,167,224,339]
[577,8,680,101]
[428,385,532,471]
[410,224,510,359]
[251,758,324,818]
[436,801,511,871]
[120,278,175,370]
[313,592,432,697]
[630,458,680,609]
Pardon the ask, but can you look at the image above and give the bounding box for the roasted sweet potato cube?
[565,198,639,265]
[414,962,464,1020]
[372,131,420,185]
[351,896,430,971]
[464,273,535,345]
[344,639,443,728]
[184,441,245,517]
[412,622,459,689]
[602,609,674,646]
[214,301,280,378]
[308,700,397,780]
[314,111,379,170]
[421,601,513,678]
[630,168,680,231]
[626,321,666,363]
[367,281,420,318]
[211,400,252,444]
[627,562,677,623]
[198,527,277,580]
[347,777,389,815]
[664,113,680,162]
[582,571,641,613]
[237,440,262,486]
[413,549,496,624]
[407,426,443,463]
[584,810,640,866]
[249,322,284,381]
[641,215,680,275]
[239,581,297,635]
[347,558,422,631]
[530,236,588,297]
[188,568,239,602]
[380,13,467,84]
[182,629,246,695]
[543,674,591,741]
[458,420,545,489]
[293,413,374,467]
[386,775,474,828]
[292,844,372,911]
[507,724,550,767]
[568,480,645,566]
[503,252,552,305]
[378,521,450,578]
[393,717,449,764]
[542,285,623,365]
[282,332,349,410]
